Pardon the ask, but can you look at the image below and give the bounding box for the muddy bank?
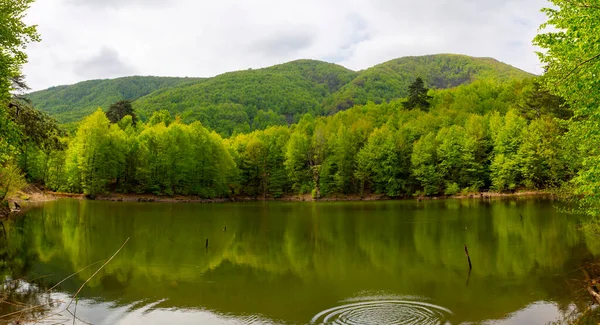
[47,190,550,203]
[0,185,61,218]
[451,190,549,199]
[3,186,550,212]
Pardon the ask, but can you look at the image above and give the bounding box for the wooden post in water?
[0,221,6,238]
[464,244,472,269]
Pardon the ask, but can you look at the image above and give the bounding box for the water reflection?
[0,198,595,324]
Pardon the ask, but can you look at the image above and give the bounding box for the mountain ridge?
[27,54,535,132]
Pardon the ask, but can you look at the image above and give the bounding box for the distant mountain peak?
[28,54,533,126]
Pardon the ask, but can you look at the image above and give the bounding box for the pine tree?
[106,100,137,124]
[403,77,432,111]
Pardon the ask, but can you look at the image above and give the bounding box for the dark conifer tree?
[403,77,432,111]
[106,100,136,124]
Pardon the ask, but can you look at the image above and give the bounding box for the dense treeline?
[23,77,573,198]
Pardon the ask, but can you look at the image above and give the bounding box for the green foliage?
[0,108,21,166]
[4,99,65,184]
[517,81,571,120]
[27,76,201,123]
[7,99,64,150]
[41,109,236,197]
[106,99,136,124]
[228,126,291,198]
[0,0,39,202]
[444,182,460,196]
[30,55,532,139]
[324,54,533,114]
[133,60,356,136]
[534,0,600,216]
[489,110,527,191]
[518,118,567,189]
[34,73,572,198]
[326,124,361,194]
[0,161,26,201]
[403,77,432,111]
[0,0,39,103]
[411,132,441,195]
[180,103,252,137]
[63,109,127,195]
[357,125,412,196]
[285,131,313,194]
[147,109,173,126]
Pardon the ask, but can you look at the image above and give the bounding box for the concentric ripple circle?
[311,299,452,325]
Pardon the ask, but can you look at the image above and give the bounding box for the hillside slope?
[27,76,203,123]
[28,54,534,135]
[133,59,357,122]
[324,54,533,113]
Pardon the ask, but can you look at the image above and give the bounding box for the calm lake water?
[1,198,598,324]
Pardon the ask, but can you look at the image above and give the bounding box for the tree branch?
[566,0,600,10]
[557,52,600,84]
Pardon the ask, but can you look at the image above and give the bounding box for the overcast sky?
[22,0,550,91]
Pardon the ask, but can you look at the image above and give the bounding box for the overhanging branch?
[558,52,600,84]
[565,0,600,10]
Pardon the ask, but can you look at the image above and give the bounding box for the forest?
[28,54,532,137]
[1,0,599,208]
[9,76,575,199]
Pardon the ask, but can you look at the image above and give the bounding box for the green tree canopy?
[0,0,39,103]
[106,99,137,124]
[403,77,432,111]
[533,0,600,215]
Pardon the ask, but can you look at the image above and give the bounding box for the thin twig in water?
[66,303,93,325]
[29,274,55,283]
[46,260,103,293]
[65,237,130,310]
[31,238,130,324]
[0,300,63,320]
[72,298,77,325]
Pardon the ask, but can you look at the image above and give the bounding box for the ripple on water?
[311,298,452,325]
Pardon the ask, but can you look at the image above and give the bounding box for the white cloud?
[22,0,550,90]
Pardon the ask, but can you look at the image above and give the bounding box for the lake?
[0,198,597,324]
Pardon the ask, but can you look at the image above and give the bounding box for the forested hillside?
[22,76,572,199]
[324,54,533,113]
[27,54,532,137]
[133,60,357,136]
[27,76,202,124]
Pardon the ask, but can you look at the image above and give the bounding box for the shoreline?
[1,188,552,218]
[16,188,551,204]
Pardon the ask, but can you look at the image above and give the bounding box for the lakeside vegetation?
[17,76,574,200]
[0,0,597,210]
[3,0,600,323]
